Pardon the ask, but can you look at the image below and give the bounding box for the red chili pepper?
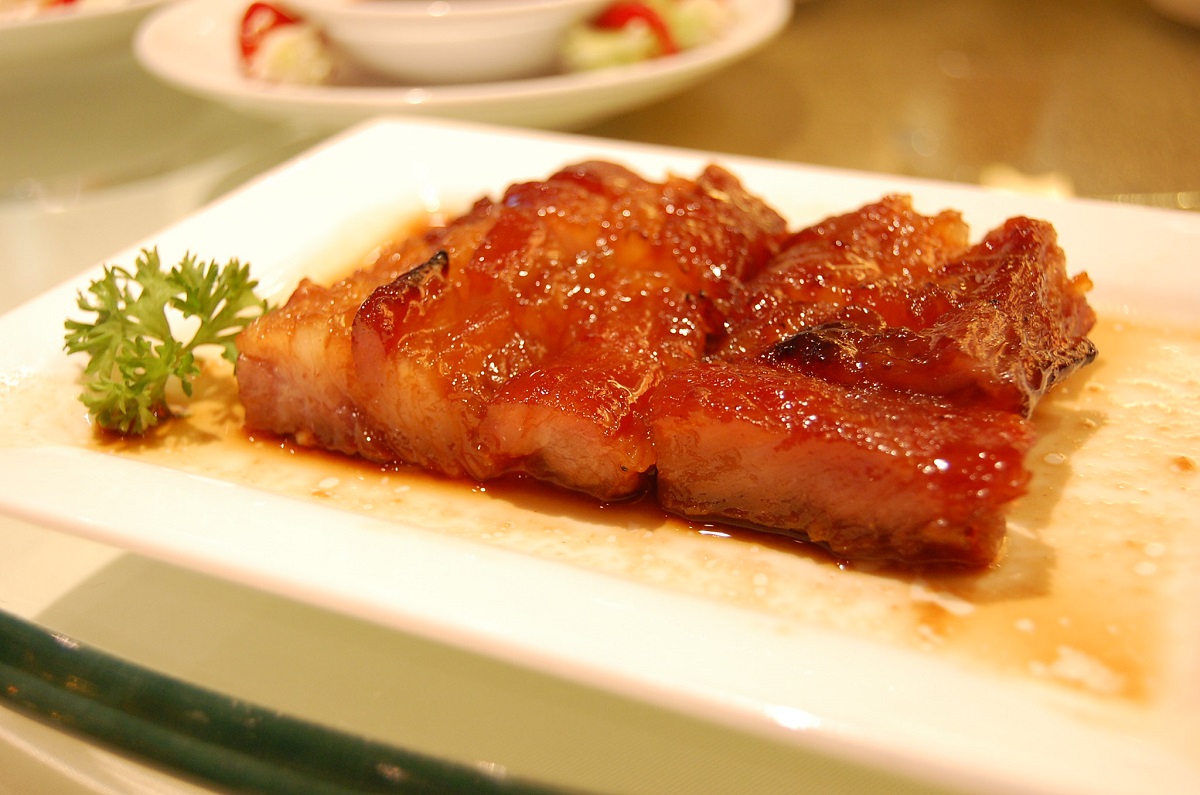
[594,2,678,56]
[239,2,303,63]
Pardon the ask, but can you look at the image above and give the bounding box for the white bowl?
[284,0,612,85]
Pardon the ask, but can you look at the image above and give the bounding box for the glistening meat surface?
[652,197,1096,565]
[238,161,789,500]
[237,163,1097,567]
[648,365,1036,566]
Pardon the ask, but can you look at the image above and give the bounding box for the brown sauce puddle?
[79,314,1200,712]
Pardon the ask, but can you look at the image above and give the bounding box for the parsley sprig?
[63,248,270,435]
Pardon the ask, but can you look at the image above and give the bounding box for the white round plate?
[0,0,164,68]
[133,0,792,131]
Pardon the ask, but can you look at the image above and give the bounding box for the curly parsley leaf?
[63,248,270,435]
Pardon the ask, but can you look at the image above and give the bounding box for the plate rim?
[132,0,793,127]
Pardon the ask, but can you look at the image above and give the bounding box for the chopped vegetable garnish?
[561,0,730,73]
[239,1,302,62]
[594,1,679,54]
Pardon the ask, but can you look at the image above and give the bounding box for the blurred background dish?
[282,0,611,85]
[0,0,164,70]
[133,0,791,130]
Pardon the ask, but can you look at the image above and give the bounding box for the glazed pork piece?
[237,164,1097,567]
[650,196,1097,565]
[713,196,1097,414]
[649,365,1037,565]
[237,161,789,500]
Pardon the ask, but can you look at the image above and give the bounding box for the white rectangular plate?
[2,118,1198,795]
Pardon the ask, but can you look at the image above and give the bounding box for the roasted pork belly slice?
[716,194,973,358]
[236,198,500,457]
[349,161,787,499]
[649,363,1035,566]
[239,167,1097,567]
[468,285,708,498]
[719,198,1096,415]
[239,161,788,499]
[923,216,1097,412]
[648,198,1096,566]
[236,233,442,458]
